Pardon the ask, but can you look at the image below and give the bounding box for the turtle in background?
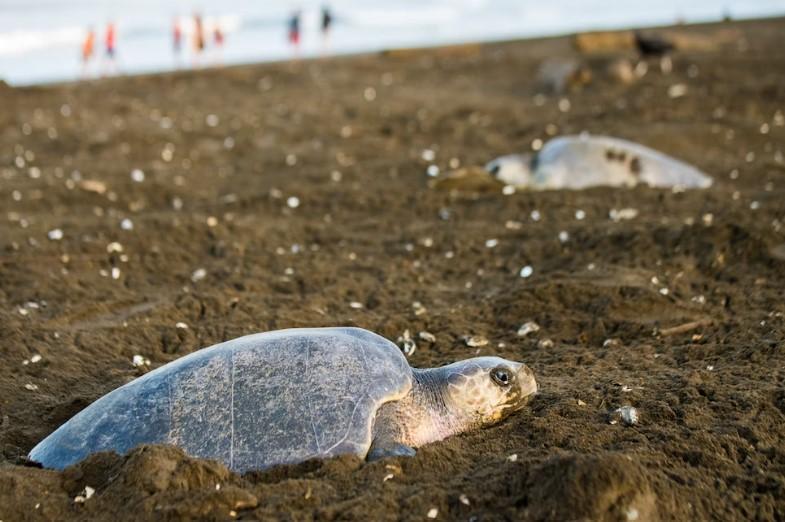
[485,134,713,191]
[29,327,538,472]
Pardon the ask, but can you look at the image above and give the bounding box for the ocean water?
[0,0,782,86]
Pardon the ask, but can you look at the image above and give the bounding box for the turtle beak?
[516,364,538,400]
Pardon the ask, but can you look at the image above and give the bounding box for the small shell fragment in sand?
[74,486,95,503]
[132,355,150,367]
[191,268,207,282]
[427,165,440,177]
[120,218,134,231]
[286,196,300,208]
[558,231,569,243]
[575,209,586,220]
[24,383,39,391]
[519,265,534,278]
[412,301,427,316]
[577,399,587,406]
[459,494,470,506]
[517,321,540,337]
[383,473,395,482]
[79,179,107,194]
[175,322,188,329]
[507,453,518,462]
[502,185,516,195]
[485,239,498,248]
[349,301,364,309]
[111,267,120,280]
[30,354,42,363]
[464,336,488,348]
[427,508,438,519]
[106,242,123,253]
[537,339,554,349]
[130,169,145,183]
[609,208,638,222]
[418,331,436,343]
[530,210,541,222]
[610,406,639,426]
[398,330,416,356]
[668,83,688,98]
[47,229,63,241]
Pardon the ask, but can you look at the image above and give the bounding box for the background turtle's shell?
[29,327,413,472]
[534,135,713,189]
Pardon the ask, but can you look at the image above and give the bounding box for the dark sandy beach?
[1,17,784,521]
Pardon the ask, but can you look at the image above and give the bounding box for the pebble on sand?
[130,169,145,183]
[132,355,150,367]
[418,331,436,343]
[464,336,489,348]
[47,228,63,241]
[191,268,207,282]
[517,322,540,337]
[520,266,534,278]
[427,508,438,519]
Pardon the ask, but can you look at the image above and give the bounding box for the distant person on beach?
[321,5,333,54]
[193,13,206,67]
[213,24,225,66]
[173,17,183,64]
[81,27,95,77]
[103,21,117,75]
[288,10,301,57]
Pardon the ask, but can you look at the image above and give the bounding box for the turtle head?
[485,154,534,187]
[442,356,538,427]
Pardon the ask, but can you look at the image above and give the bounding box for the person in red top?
[288,10,301,57]
[173,16,183,63]
[213,24,224,65]
[81,27,95,77]
[193,13,205,67]
[103,22,117,75]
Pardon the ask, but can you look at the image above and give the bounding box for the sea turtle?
[485,134,713,190]
[29,327,537,472]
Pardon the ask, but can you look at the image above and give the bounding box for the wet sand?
[1,17,784,521]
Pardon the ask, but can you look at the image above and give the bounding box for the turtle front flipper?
[366,441,416,461]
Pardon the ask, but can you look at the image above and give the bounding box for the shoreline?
[8,14,783,90]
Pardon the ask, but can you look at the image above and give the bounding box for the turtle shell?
[29,327,413,472]
[534,135,713,189]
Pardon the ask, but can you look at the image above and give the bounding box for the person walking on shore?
[321,5,333,55]
[173,16,183,65]
[193,13,206,67]
[81,27,95,78]
[103,21,117,75]
[288,10,301,58]
[213,23,225,66]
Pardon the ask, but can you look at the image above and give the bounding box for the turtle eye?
[491,368,511,387]
[488,163,501,177]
